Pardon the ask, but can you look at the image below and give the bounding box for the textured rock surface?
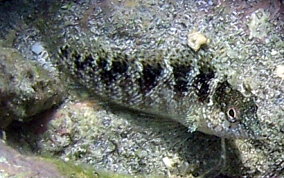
[32,0,266,140]
[0,0,283,177]
[27,99,224,177]
[33,0,283,140]
[38,0,284,176]
[0,140,63,177]
[0,140,99,177]
[0,44,65,128]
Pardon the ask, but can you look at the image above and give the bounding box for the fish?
[56,42,262,139]
[42,0,263,139]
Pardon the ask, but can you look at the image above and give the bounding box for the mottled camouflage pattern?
[1,0,284,176]
[36,0,264,139]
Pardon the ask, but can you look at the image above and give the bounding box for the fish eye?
[226,107,238,123]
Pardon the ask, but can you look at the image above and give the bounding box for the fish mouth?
[198,119,264,139]
[214,128,251,139]
[211,123,265,139]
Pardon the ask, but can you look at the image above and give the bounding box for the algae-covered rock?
[0,140,64,177]
[33,0,282,176]
[0,140,98,177]
[0,44,65,128]
[34,99,224,177]
[0,0,283,177]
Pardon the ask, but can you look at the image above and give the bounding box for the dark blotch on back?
[192,67,215,101]
[139,62,162,93]
[172,63,194,94]
[74,54,94,71]
[98,53,129,86]
[111,54,129,74]
[97,55,113,85]
[59,46,69,59]
[59,46,95,76]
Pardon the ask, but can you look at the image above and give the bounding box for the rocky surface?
[0,140,64,177]
[0,0,283,177]
[28,99,224,177]
[0,43,65,128]
[0,140,97,177]
[30,0,283,139]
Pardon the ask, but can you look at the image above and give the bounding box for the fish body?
[57,42,260,139]
[42,0,262,139]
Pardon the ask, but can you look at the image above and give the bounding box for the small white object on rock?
[275,65,284,80]
[162,156,180,169]
[187,31,209,52]
[162,157,173,168]
[31,42,45,55]
[271,49,278,56]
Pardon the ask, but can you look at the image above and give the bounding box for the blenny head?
[198,81,263,139]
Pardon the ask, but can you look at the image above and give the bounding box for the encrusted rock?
[0,0,283,177]
[33,99,223,177]
[187,31,210,51]
[0,44,65,128]
[0,140,97,177]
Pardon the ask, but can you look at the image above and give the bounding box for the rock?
[34,0,283,176]
[0,140,63,177]
[0,0,283,177]
[0,44,65,128]
[187,31,210,51]
[32,99,223,177]
[0,140,97,177]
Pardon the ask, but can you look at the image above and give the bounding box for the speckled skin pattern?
[0,0,284,177]
[39,0,264,139]
[58,42,260,138]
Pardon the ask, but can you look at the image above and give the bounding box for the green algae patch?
[97,171,137,178]
[41,156,142,178]
[41,157,97,178]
